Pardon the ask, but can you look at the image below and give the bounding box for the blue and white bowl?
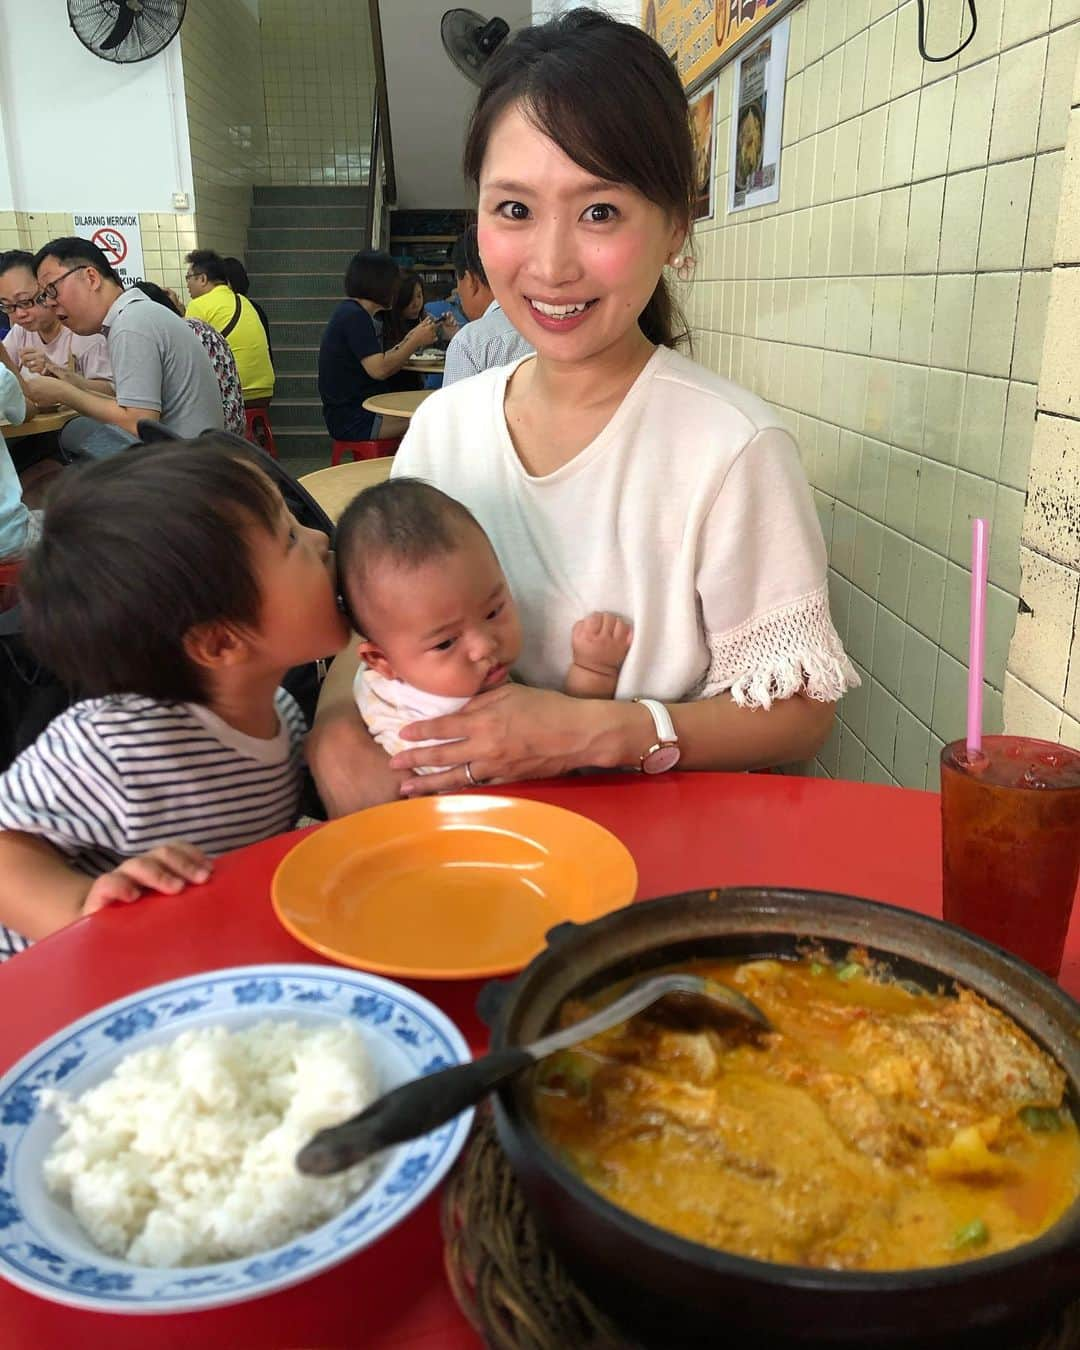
[0,964,474,1314]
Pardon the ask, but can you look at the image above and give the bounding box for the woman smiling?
[308,9,856,813]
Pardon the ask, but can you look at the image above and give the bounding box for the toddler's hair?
[19,438,281,703]
[335,477,486,636]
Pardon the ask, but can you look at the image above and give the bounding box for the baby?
[334,478,632,770]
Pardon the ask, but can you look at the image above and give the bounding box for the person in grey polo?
[23,236,225,459]
[442,227,533,389]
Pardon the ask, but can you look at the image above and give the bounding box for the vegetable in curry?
[532,956,1080,1271]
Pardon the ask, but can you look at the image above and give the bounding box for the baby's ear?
[183,619,250,670]
[356,637,395,680]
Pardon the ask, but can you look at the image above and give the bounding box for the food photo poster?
[728,16,789,214]
[690,80,718,222]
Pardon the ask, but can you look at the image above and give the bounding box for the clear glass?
[940,736,1080,978]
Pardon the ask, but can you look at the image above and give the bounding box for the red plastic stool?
[0,558,22,615]
[331,437,401,466]
[244,407,278,459]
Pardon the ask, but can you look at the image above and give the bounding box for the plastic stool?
[331,437,401,466]
[0,558,22,615]
[244,407,278,459]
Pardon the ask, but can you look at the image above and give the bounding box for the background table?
[300,459,393,522]
[2,771,1077,1349]
[407,356,445,374]
[362,389,433,420]
[1,409,76,440]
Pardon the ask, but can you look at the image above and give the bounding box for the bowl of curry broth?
[483,888,1080,1348]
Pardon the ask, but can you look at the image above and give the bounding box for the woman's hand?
[389,683,629,795]
[408,316,438,350]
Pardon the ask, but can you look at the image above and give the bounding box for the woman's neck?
[522,325,655,415]
[34,317,63,344]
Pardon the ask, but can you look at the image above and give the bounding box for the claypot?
[481,888,1080,1349]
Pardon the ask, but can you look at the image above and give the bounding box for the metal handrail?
[367,0,396,236]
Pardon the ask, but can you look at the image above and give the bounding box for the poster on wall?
[73,214,145,287]
[690,79,718,222]
[728,17,789,214]
[642,0,800,91]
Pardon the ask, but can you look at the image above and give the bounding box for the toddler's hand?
[571,611,633,678]
[81,842,212,916]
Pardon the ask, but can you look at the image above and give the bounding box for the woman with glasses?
[0,251,113,399]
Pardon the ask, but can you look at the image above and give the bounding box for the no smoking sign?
[92,227,128,267]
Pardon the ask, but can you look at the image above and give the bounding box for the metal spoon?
[295,973,771,1177]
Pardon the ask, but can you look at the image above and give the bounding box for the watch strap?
[634,697,677,745]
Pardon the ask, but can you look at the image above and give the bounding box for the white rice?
[42,1019,376,1268]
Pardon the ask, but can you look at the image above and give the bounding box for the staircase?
[246,184,370,472]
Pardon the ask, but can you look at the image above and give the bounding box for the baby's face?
[357,529,522,698]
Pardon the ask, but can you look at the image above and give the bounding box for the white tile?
[976,158,1036,271]
[947,59,998,172]
[969,271,1022,377]
[1011,270,1051,383]
[912,75,957,181]
[990,38,1049,162]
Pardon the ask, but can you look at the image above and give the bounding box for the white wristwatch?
[633,698,681,774]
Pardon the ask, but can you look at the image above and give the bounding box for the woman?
[317,251,436,443]
[381,269,426,351]
[308,10,855,814]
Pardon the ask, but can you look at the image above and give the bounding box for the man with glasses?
[0,251,113,399]
[22,237,225,459]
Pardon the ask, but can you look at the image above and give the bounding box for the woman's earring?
[669,254,695,282]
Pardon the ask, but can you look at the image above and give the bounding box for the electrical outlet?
[172,191,190,211]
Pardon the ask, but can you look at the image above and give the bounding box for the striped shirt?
[441,301,534,388]
[0,691,306,961]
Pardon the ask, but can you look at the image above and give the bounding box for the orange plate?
[271,795,638,980]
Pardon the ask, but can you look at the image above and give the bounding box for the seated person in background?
[185,249,274,413]
[442,225,533,388]
[22,237,225,458]
[223,256,273,362]
[135,281,245,437]
[318,250,437,444]
[0,354,42,559]
[0,250,113,398]
[336,478,631,775]
[0,440,348,961]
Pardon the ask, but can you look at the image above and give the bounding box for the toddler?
[335,478,632,770]
[0,438,348,960]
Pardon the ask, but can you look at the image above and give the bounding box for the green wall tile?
[893,707,932,788]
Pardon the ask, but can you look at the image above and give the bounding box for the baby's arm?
[566,612,633,699]
[0,831,212,943]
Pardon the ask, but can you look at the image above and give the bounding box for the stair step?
[270,322,327,345]
[251,205,369,229]
[248,249,356,273]
[260,297,341,324]
[273,345,320,373]
[251,273,341,298]
[253,185,368,206]
[275,372,318,400]
[271,399,326,429]
[275,429,334,461]
[249,228,365,252]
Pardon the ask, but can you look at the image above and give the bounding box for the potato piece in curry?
[532,957,1080,1271]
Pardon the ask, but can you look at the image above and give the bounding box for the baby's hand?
[571,611,633,677]
[80,842,212,916]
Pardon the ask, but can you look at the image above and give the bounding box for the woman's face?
[403,282,424,320]
[477,103,684,369]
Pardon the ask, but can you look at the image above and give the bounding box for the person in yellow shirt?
[184,250,274,411]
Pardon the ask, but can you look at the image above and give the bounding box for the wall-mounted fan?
[441,8,510,86]
[67,0,187,65]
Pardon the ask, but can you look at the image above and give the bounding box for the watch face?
[642,744,681,775]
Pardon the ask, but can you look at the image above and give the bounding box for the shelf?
[390,235,457,243]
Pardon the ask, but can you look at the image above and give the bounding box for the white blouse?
[393,346,857,710]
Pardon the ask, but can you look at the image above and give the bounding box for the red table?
[2,771,1078,1349]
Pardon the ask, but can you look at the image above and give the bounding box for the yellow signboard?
[643,0,797,90]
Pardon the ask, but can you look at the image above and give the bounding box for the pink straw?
[966,517,990,756]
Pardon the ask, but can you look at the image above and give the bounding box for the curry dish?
[532,957,1080,1271]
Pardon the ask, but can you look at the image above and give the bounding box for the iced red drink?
[940,736,1080,977]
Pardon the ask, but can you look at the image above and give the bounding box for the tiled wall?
[180,0,268,259]
[259,0,375,185]
[1003,41,1080,748]
[0,211,193,297]
[682,0,1080,790]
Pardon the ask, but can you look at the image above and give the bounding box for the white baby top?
[393,346,856,709]
[354,666,469,774]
